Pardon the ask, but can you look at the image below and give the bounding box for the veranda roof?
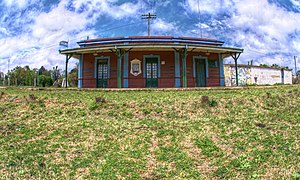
[60,36,243,59]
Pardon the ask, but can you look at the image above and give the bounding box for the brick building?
[60,36,243,88]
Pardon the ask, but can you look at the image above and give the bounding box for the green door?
[146,58,158,88]
[97,59,108,88]
[195,59,206,87]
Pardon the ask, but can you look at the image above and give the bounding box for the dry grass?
[0,85,299,179]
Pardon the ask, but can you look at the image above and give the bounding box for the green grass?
[0,85,299,179]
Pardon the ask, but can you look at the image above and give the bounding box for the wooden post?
[117,49,122,88]
[112,48,132,88]
[235,58,238,86]
[182,48,187,88]
[65,55,68,88]
[231,53,241,86]
[65,54,72,88]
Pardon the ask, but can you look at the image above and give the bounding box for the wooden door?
[195,59,206,87]
[146,58,158,88]
[97,59,108,88]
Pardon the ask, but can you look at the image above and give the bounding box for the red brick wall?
[82,54,96,88]
[81,51,221,88]
[82,53,118,88]
[184,52,220,87]
[128,51,175,88]
[106,52,118,88]
[206,53,220,87]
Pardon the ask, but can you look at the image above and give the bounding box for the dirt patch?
[181,137,218,176]
[141,133,159,179]
[0,91,4,99]
[0,123,23,136]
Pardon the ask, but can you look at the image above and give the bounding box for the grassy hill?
[0,85,299,179]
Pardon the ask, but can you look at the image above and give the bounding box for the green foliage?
[5,65,65,87]
[38,75,53,87]
[259,63,269,67]
[68,66,78,87]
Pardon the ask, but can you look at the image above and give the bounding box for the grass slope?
[0,86,299,179]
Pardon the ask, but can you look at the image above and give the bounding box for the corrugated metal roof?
[77,36,224,47]
[60,36,243,58]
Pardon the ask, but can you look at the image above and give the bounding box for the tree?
[68,65,78,87]
[38,75,53,87]
[38,66,46,75]
[25,66,33,86]
[0,71,4,86]
[271,64,280,68]
[8,66,26,86]
[52,66,61,82]
[260,64,269,67]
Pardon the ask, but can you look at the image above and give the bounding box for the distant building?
[60,36,243,88]
[224,64,292,86]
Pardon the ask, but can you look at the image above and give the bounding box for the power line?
[148,0,156,13]
[3,21,145,62]
[197,0,203,38]
[246,48,268,55]
[98,21,144,34]
[41,21,145,50]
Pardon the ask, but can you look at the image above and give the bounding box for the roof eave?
[60,44,243,58]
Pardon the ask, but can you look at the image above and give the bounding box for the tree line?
[0,65,78,87]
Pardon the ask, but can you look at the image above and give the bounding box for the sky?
[0,0,300,74]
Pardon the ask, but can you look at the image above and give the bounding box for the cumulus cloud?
[0,0,143,72]
[31,1,91,40]
[291,0,300,7]
[68,0,142,21]
[2,0,39,9]
[0,0,300,74]
[232,0,300,41]
[183,0,299,69]
[152,18,178,35]
[183,0,234,15]
[227,0,300,67]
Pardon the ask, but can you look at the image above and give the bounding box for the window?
[208,60,218,68]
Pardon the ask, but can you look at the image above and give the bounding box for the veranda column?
[231,53,241,86]
[182,48,187,88]
[116,49,122,88]
[65,54,72,88]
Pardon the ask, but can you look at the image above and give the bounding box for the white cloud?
[232,0,300,42]
[0,0,144,73]
[152,18,178,35]
[69,0,142,21]
[184,0,300,67]
[291,0,300,7]
[2,0,39,9]
[184,0,234,14]
[210,0,300,69]
[1,0,300,74]
[31,1,90,40]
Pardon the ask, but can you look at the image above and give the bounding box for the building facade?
[60,36,243,88]
[224,64,292,86]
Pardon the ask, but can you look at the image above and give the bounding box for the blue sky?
[0,0,300,73]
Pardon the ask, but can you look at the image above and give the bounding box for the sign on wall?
[130,59,142,76]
